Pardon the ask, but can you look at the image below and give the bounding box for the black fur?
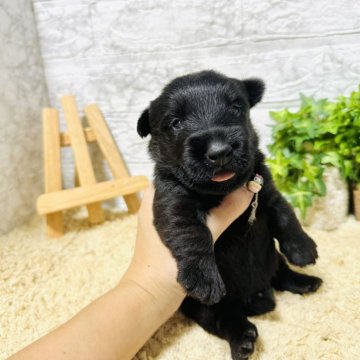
[137,70,322,359]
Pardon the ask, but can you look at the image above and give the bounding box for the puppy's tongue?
[211,171,235,182]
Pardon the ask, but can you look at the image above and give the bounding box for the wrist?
[119,264,185,317]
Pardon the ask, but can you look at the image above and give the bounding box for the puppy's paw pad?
[178,261,226,305]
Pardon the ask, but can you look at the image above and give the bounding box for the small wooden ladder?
[37,95,148,237]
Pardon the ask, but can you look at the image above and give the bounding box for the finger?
[207,187,254,242]
[218,186,254,216]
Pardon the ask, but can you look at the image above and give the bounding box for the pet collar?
[247,174,263,225]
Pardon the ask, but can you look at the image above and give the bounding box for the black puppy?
[137,70,322,359]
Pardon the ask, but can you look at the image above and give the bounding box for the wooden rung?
[37,176,149,215]
[42,108,64,237]
[61,95,104,224]
[84,104,141,213]
[60,127,96,147]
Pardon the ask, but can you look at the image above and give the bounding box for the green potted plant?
[267,86,360,228]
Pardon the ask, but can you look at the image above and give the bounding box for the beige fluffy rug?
[1,211,359,360]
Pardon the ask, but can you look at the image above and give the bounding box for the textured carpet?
[1,211,359,360]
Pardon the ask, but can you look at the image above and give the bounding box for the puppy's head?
[138,70,264,194]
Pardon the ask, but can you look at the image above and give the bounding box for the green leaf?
[313,179,327,196]
[321,152,341,167]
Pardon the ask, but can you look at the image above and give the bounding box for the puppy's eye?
[171,119,182,130]
[231,104,243,115]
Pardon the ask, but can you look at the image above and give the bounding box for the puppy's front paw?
[177,258,226,305]
[280,233,318,267]
[230,322,258,360]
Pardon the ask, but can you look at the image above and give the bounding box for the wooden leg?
[61,96,104,224]
[42,108,64,237]
[46,213,64,238]
[84,104,141,213]
[74,167,80,187]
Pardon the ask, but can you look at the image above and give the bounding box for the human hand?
[122,184,254,311]
[9,187,253,360]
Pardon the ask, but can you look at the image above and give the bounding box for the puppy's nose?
[206,142,233,166]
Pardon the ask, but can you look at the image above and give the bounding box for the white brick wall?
[32,0,360,200]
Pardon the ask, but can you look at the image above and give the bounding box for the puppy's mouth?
[211,170,236,182]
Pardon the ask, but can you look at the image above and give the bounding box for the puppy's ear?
[243,79,265,107]
[137,108,151,138]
